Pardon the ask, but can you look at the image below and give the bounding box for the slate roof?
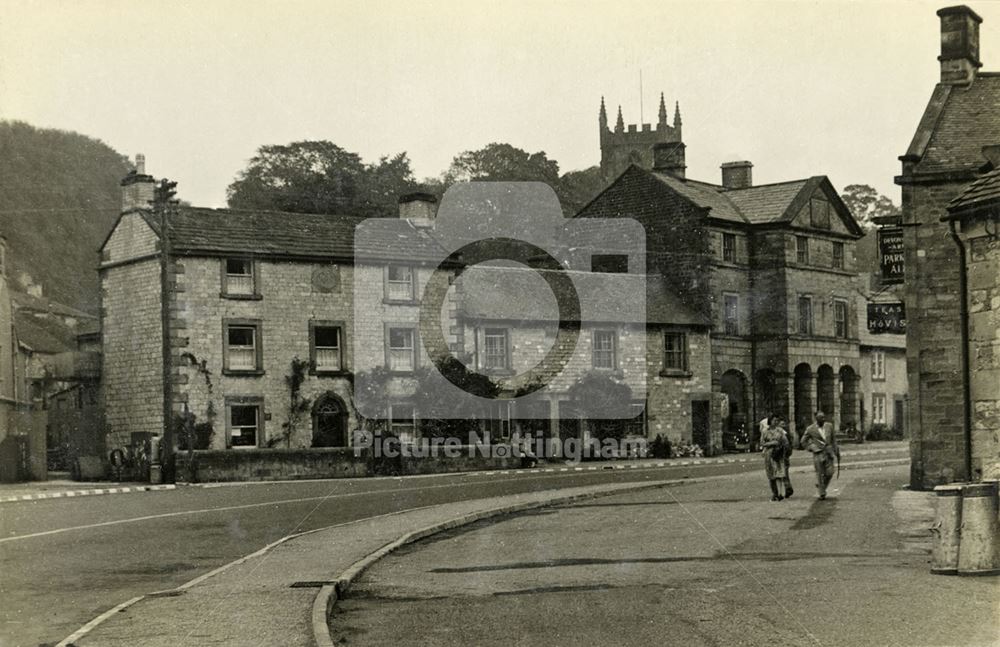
[904,74,1000,175]
[946,167,1000,215]
[643,170,861,233]
[11,291,97,321]
[14,310,76,354]
[651,173,747,224]
[456,264,709,327]
[140,207,449,263]
[724,179,816,225]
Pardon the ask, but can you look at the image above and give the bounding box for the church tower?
[599,92,684,181]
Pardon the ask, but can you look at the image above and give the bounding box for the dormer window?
[222,259,258,298]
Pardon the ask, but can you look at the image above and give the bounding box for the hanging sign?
[867,302,906,334]
[878,227,905,285]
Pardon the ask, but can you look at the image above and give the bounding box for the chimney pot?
[652,142,686,179]
[937,5,983,84]
[398,192,438,221]
[120,154,156,212]
[721,161,753,189]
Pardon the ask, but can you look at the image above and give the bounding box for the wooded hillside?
[0,121,132,313]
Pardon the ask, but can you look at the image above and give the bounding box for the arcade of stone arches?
[720,364,861,445]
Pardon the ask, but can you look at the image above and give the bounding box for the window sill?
[659,369,692,378]
[483,368,516,377]
[220,292,263,301]
[222,369,265,377]
[311,369,351,377]
[383,298,419,306]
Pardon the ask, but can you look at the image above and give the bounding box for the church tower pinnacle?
[657,93,668,128]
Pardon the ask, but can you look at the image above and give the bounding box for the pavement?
[0,479,175,503]
[0,442,906,505]
[336,464,999,647]
[47,454,920,647]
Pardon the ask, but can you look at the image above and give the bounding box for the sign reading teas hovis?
[867,302,906,334]
[878,227,904,285]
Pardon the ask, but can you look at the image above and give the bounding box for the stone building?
[857,292,907,436]
[99,169,447,453]
[100,163,718,457]
[896,4,1000,487]
[599,94,684,182]
[454,264,713,450]
[579,149,866,442]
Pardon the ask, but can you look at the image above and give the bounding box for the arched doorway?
[816,364,836,423]
[839,365,860,434]
[793,363,813,433]
[312,393,348,447]
[720,369,748,450]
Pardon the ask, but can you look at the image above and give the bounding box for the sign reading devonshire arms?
[878,227,905,284]
[867,302,906,334]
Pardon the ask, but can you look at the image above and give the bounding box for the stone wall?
[901,182,968,486]
[175,256,361,449]
[100,256,163,450]
[175,446,516,482]
[965,225,1000,480]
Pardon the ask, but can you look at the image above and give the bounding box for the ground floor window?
[872,393,887,425]
[227,399,263,448]
[390,403,416,444]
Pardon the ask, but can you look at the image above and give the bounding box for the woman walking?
[761,415,790,501]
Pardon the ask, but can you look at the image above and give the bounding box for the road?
[0,447,906,647]
[335,463,997,647]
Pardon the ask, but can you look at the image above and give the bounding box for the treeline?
[226,141,606,218]
[0,120,132,313]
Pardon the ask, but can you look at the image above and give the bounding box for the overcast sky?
[3,0,999,208]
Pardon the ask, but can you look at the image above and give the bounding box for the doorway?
[691,400,710,449]
[312,393,348,447]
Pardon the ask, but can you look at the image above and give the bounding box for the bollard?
[957,482,1000,576]
[931,484,964,575]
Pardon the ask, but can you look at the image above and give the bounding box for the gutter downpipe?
[947,218,974,481]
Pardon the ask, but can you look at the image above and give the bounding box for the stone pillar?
[793,369,815,436]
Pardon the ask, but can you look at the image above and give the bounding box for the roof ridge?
[182,205,365,219]
[721,177,812,191]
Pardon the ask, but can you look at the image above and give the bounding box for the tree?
[559,165,606,214]
[840,184,900,231]
[565,372,635,441]
[226,141,418,217]
[414,357,500,439]
[442,143,582,215]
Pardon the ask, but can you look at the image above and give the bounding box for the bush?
[866,423,903,441]
[649,434,672,459]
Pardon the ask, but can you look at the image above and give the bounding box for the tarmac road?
[335,464,998,647]
[0,447,906,647]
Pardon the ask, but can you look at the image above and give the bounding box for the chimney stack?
[721,161,753,189]
[938,5,982,84]
[120,153,156,212]
[651,142,686,179]
[398,192,438,221]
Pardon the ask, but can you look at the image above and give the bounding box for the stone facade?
[99,212,164,451]
[895,4,1000,487]
[579,163,866,445]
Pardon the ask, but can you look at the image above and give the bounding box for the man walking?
[800,411,839,500]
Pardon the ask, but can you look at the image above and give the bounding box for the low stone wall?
[176,446,518,482]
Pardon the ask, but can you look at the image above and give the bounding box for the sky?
[2,0,999,208]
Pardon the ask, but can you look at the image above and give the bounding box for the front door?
[691,400,710,449]
[312,395,347,447]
